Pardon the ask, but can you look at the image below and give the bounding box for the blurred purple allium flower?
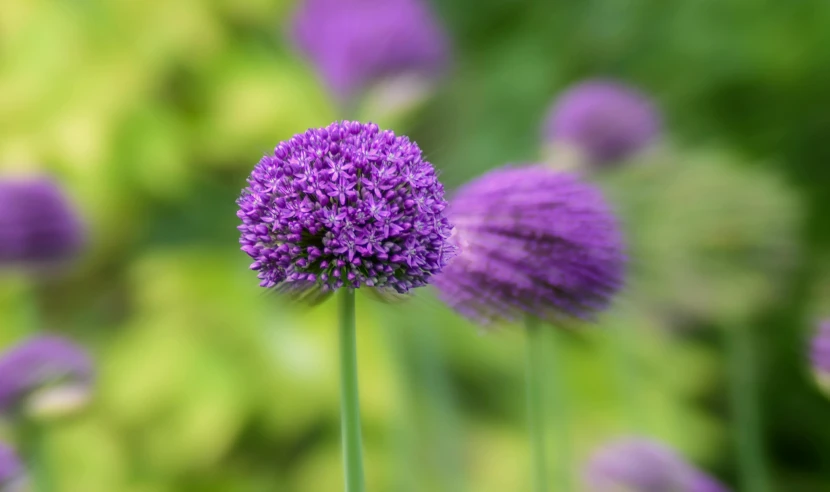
[543,80,660,166]
[811,320,830,392]
[0,443,25,490]
[432,166,625,324]
[290,0,450,102]
[0,336,94,418]
[237,121,456,295]
[0,178,84,270]
[584,438,729,492]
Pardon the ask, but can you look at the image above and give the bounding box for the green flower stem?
[411,318,467,492]
[19,420,53,492]
[547,326,572,492]
[339,289,366,492]
[20,286,53,492]
[609,321,645,432]
[525,317,549,492]
[725,322,769,492]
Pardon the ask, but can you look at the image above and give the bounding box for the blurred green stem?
[339,289,365,492]
[19,420,53,492]
[412,318,467,492]
[726,322,769,492]
[547,326,572,492]
[525,317,549,492]
[20,286,52,492]
[609,321,645,431]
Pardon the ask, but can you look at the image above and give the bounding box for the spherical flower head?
[0,336,94,419]
[584,438,729,492]
[0,443,25,491]
[543,80,660,166]
[0,177,85,271]
[432,165,625,324]
[811,320,830,394]
[290,0,450,102]
[237,121,456,295]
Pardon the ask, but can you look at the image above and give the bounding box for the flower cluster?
[0,336,94,417]
[432,165,625,324]
[0,178,84,269]
[290,0,449,101]
[237,121,456,294]
[543,80,660,166]
[584,438,729,492]
[0,443,25,490]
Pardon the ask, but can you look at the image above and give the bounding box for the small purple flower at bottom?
[584,438,730,492]
[432,165,625,325]
[237,121,456,296]
[0,336,94,418]
[0,443,26,490]
[0,177,84,271]
[543,80,660,166]
[810,320,830,393]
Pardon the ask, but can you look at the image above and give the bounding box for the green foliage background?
[1,0,829,490]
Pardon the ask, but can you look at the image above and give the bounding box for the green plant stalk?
[19,419,53,492]
[525,317,549,492]
[546,325,572,492]
[339,289,366,492]
[726,322,769,492]
[609,321,645,432]
[19,286,53,492]
[412,319,467,492]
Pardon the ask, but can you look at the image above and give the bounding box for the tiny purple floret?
[237,121,456,294]
[543,79,660,165]
[0,336,94,416]
[290,0,450,101]
[432,165,625,324]
[584,438,730,492]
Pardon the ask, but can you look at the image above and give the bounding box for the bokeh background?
[2,0,830,490]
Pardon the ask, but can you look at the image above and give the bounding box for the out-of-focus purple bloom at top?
[543,80,660,166]
[0,443,25,491]
[432,165,625,325]
[290,0,450,102]
[237,121,456,297]
[0,336,94,418]
[584,438,730,492]
[811,320,830,393]
[0,177,84,271]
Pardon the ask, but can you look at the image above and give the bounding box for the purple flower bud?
[0,443,25,490]
[237,121,456,295]
[543,80,660,166]
[0,336,94,418]
[0,178,85,272]
[811,320,830,393]
[584,438,729,492]
[290,0,450,101]
[432,166,625,324]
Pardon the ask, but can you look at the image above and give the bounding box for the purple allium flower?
[237,121,456,295]
[432,166,625,324]
[290,0,450,102]
[0,443,25,490]
[811,320,830,393]
[543,80,660,166]
[584,438,729,492]
[0,177,84,270]
[0,336,94,418]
